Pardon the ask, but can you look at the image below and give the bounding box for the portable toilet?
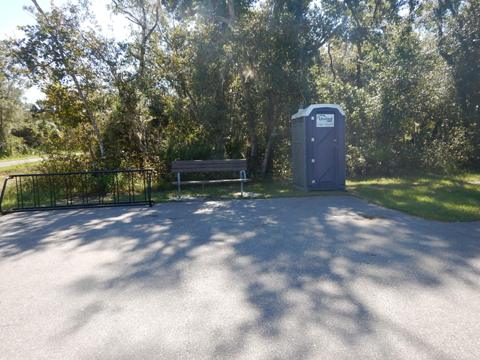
[291,104,346,190]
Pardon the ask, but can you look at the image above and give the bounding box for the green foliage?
[37,152,92,174]
[9,1,108,159]
[0,45,30,156]
[103,84,153,168]
[431,0,480,166]
[2,0,479,178]
[313,8,476,176]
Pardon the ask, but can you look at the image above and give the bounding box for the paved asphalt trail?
[0,157,43,168]
[0,196,479,359]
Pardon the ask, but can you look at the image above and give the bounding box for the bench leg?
[240,170,245,197]
[177,172,181,199]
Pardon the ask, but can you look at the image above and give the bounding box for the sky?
[0,0,130,103]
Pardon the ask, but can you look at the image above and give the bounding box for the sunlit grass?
[150,181,347,202]
[0,162,42,176]
[2,166,479,222]
[347,173,480,222]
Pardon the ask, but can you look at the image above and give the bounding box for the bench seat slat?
[172,159,247,173]
[172,159,248,196]
[172,179,250,185]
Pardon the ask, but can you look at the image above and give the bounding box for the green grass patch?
[151,180,347,202]
[0,162,42,181]
[348,173,480,222]
[1,162,48,213]
[2,166,478,223]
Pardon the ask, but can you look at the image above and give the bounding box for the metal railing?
[0,169,153,214]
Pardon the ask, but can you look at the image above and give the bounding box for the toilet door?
[308,112,338,188]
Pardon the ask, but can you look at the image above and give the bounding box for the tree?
[3,0,478,176]
[0,44,27,156]
[432,0,480,165]
[10,0,105,160]
[111,0,161,86]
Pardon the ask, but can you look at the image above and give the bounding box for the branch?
[327,42,336,82]
[111,0,143,27]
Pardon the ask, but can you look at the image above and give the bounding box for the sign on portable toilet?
[291,104,346,191]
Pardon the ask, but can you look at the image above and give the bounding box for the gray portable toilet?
[291,104,346,190]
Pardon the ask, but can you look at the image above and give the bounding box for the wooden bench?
[171,159,249,197]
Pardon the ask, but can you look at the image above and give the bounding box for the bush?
[421,127,473,173]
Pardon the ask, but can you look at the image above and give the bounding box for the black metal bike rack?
[0,169,153,214]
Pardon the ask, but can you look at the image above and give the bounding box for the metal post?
[19,177,24,209]
[240,170,246,197]
[143,171,147,203]
[32,176,37,208]
[177,172,181,199]
[239,171,243,196]
[15,177,19,209]
[130,171,135,203]
[0,177,10,214]
[147,171,153,206]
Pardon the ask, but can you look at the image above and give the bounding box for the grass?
[1,163,41,175]
[154,173,480,222]
[348,173,480,222]
[1,163,478,222]
[0,154,44,182]
[0,162,42,179]
[151,181,347,202]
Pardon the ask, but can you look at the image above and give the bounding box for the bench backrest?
[171,159,247,173]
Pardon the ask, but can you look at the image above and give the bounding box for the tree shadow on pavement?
[1,196,479,359]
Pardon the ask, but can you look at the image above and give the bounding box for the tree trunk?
[0,107,4,154]
[249,129,257,161]
[261,95,277,178]
[214,136,226,159]
[243,79,257,170]
[327,42,336,82]
[227,0,235,21]
[261,126,276,178]
[356,42,363,87]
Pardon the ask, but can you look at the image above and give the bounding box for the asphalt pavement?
[1,196,479,359]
